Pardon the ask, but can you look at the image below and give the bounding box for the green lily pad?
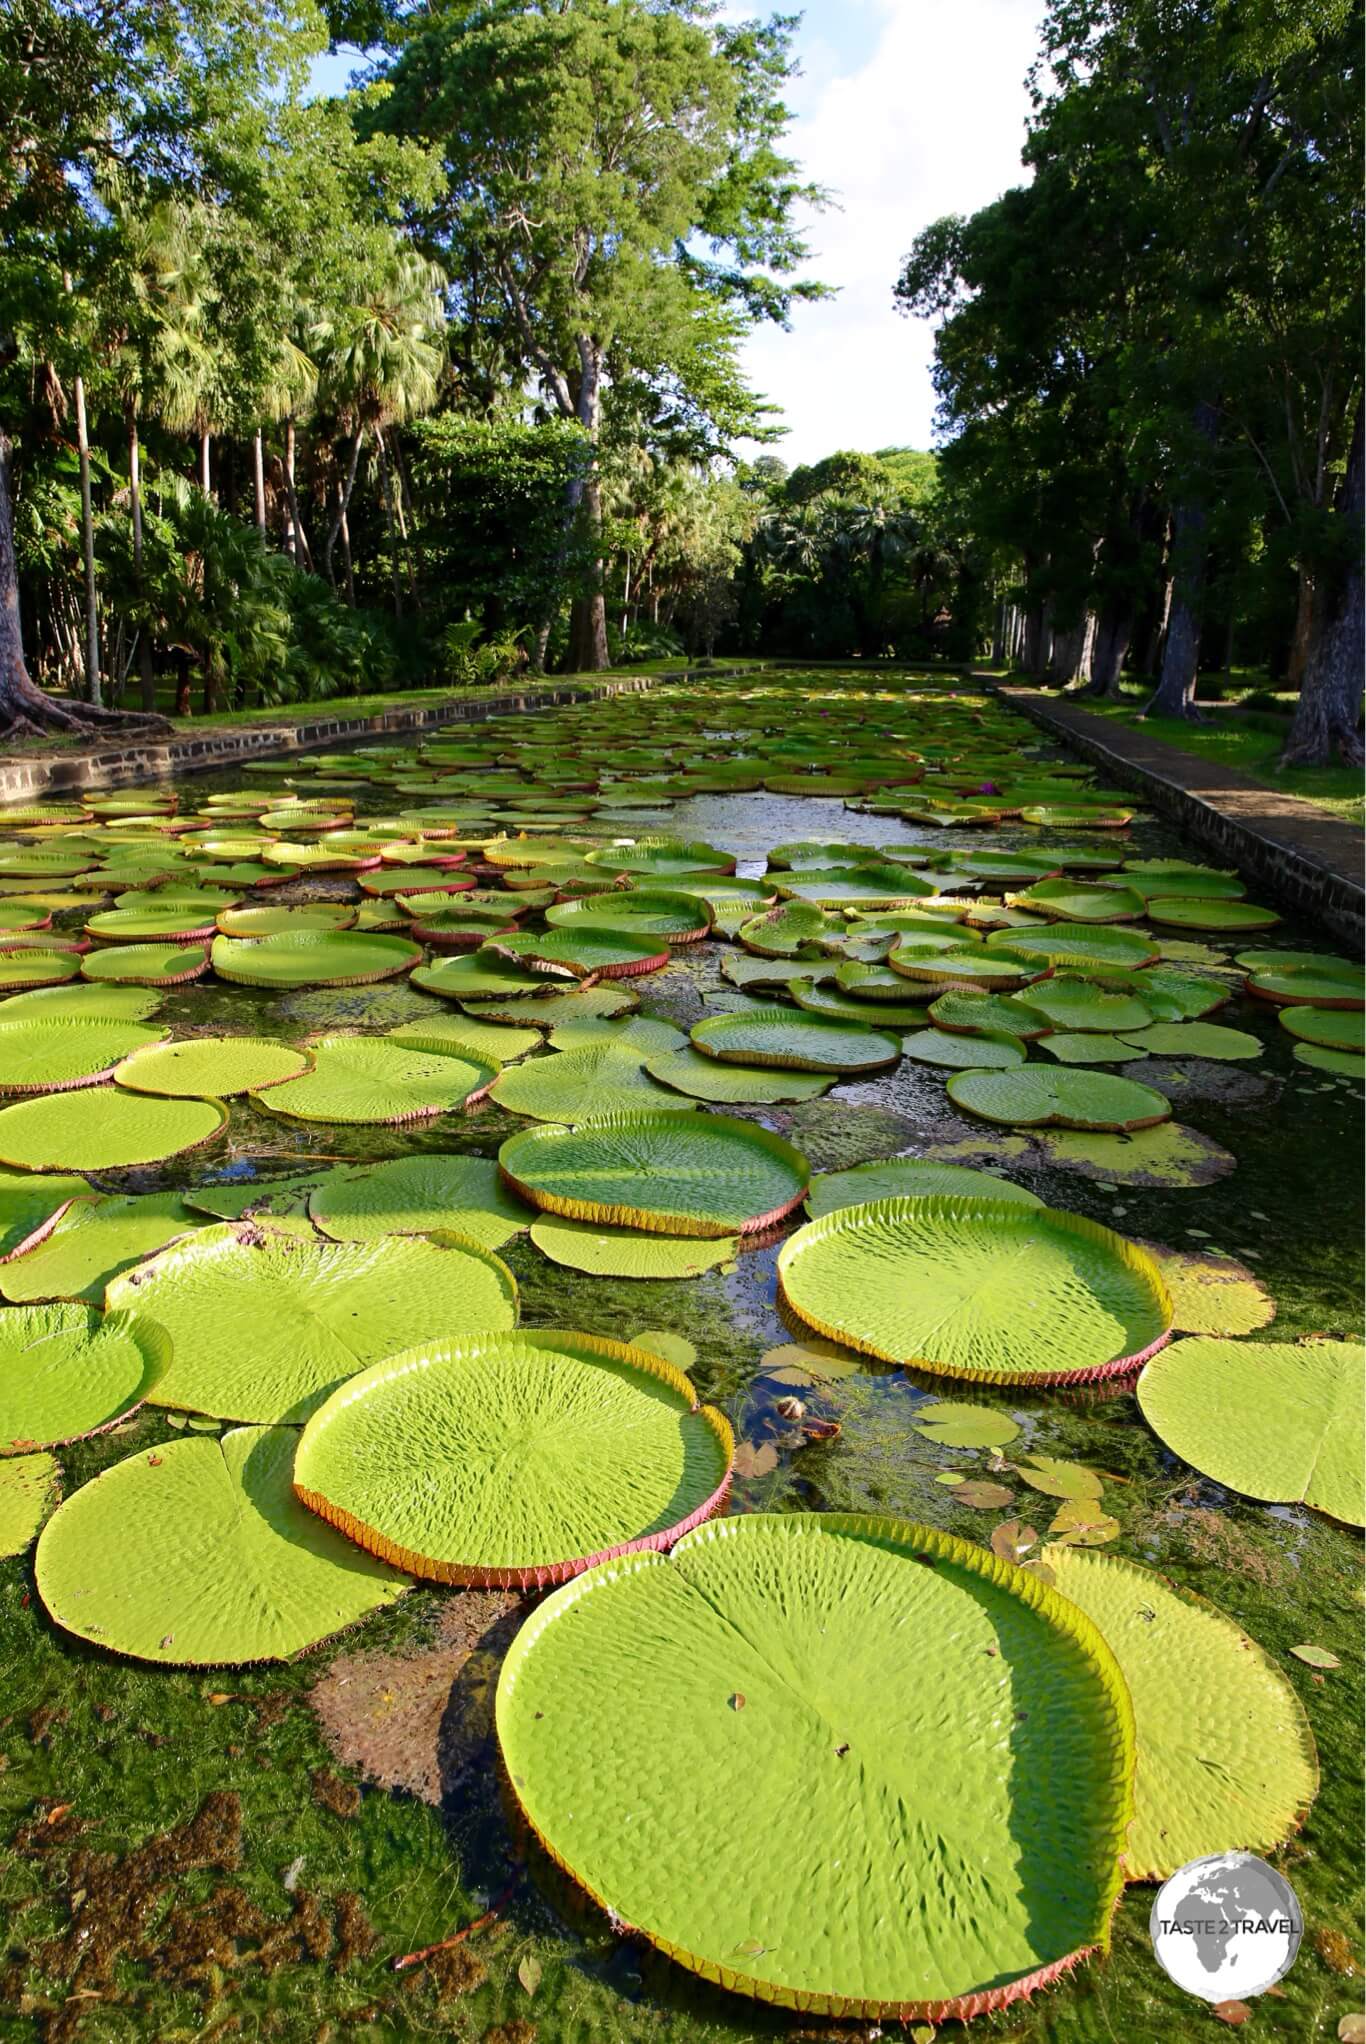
[35,1426,407,1664]
[1146,897,1280,932]
[81,943,209,986]
[495,1513,1133,2018]
[0,1016,167,1094]
[947,1067,1171,1132]
[1018,980,1155,1034]
[789,981,928,1028]
[1043,1545,1317,1881]
[0,1169,90,1263]
[1279,1007,1364,1051]
[0,1190,205,1304]
[774,864,935,907]
[0,949,82,991]
[543,889,710,943]
[212,931,421,988]
[1234,948,1357,978]
[308,1155,530,1252]
[1138,1336,1364,1526]
[1293,1042,1365,1077]
[1027,1123,1237,1186]
[183,1169,338,1224]
[989,926,1160,971]
[889,947,1033,991]
[499,1112,809,1238]
[902,1027,1026,1069]
[410,952,552,1002]
[724,954,838,991]
[84,907,218,943]
[0,982,163,1024]
[546,1014,685,1054]
[253,1034,496,1124]
[777,1196,1171,1384]
[645,1046,832,1104]
[1136,1242,1275,1336]
[491,1041,694,1123]
[388,1015,542,1063]
[690,1007,900,1074]
[529,1215,740,1278]
[584,839,735,878]
[913,1402,1021,1449]
[805,1159,1042,1218]
[1246,969,1363,1009]
[0,1090,228,1172]
[1013,882,1145,923]
[114,1036,312,1097]
[0,1301,170,1451]
[216,904,357,936]
[927,991,1050,1038]
[739,901,843,958]
[1040,1033,1142,1065]
[1120,968,1230,1020]
[452,983,641,1027]
[1116,1023,1262,1060]
[295,1329,732,1586]
[491,927,670,979]
[118,1223,518,1423]
[0,1451,60,1557]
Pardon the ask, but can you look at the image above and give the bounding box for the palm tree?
[311,246,445,605]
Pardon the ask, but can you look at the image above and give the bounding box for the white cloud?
[738,0,1042,466]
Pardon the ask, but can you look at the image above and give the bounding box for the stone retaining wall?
[996,685,1364,955]
[0,674,676,805]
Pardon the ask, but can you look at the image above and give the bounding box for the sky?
[311,0,1043,466]
[735,0,1042,464]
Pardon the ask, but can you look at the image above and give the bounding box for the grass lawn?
[1086,699,1364,827]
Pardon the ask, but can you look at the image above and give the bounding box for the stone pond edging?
[993,683,1365,954]
[0,674,688,805]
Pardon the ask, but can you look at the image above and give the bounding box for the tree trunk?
[282,420,314,570]
[127,404,157,713]
[72,369,101,708]
[1281,405,1364,767]
[0,424,168,739]
[1146,403,1219,718]
[990,596,1007,666]
[199,430,211,496]
[174,648,192,719]
[1049,614,1093,687]
[1084,601,1134,696]
[252,429,267,537]
[1286,566,1318,692]
[375,428,403,621]
[324,429,364,589]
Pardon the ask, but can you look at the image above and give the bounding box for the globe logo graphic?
[1149,1852,1303,2002]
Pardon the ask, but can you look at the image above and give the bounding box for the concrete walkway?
[997,686,1364,953]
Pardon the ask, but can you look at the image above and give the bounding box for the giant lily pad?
[584,839,735,878]
[35,1426,407,1664]
[690,1007,900,1073]
[211,930,420,988]
[1146,897,1279,933]
[1279,1007,1364,1051]
[947,1067,1171,1132]
[790,981,928,1028]
[0,1301,170,1451]
[216,903,357,937]
[0,982,163,1024]
[499,1112,809,1237]
[928,991,1050,1038]
[1137,1336,1364,1526]
[0,1169,90,1263]
[309,1155,530,1252]
[902,1027,1026,1069]
[0,1449,60,1555]
[778,1197,1171,1384]
[528,1215,740,1277]
[1013,882,1145,923]
[495,1513,1133,2019]
[544,889,710,944]
[738,901,842,958]
[0,1016,167,1094]
[1116,1022,1261,1060]
[295,1330,732,1586]
[645,1046,832,1104]
[253,1033,496,1124]
[805,1160,1042,1217]
[889,947,1032,991]
[1294,1042,1365,1076]
[1017,980,1155,1034]
[1246,968,1363,1009]
[1136,1243,1274,1336]
[117,1223,518,1423]
[84,906,218,944]
[410,952,552,1002]
[0,1190,204,1304]
[1043,1545,1317,1881]
[81,943,209,986]
[114,1035,312,1096]
[774,865,934,907]
[1027,1123,1237,1187]
[0,1090,228,1172]
[490,1041,693,1123]
[492,927,670,979]
[0,949,81,991]
[989,926,1160,971]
